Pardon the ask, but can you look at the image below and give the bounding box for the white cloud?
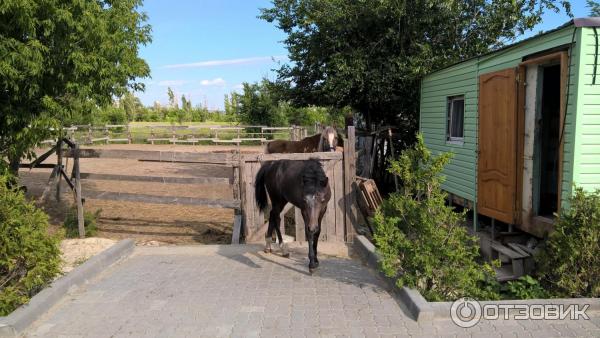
[164,55,287,69]
[200,78,226,87]
[157,80,191,87]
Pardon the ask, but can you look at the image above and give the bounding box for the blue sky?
[136,0,592,110]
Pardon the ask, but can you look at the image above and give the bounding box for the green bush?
[537,187,600,298]
[0,174,61,316]
[373,134,499,301]
[503,275,548,300]
[63,209,100,238]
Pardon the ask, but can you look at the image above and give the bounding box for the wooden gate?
[239,127,357,244]
[478,68,519,224]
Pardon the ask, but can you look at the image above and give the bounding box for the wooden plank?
[253,162,264,241]
[79,173,230,185]
[333,158,345,242]
[56,140,63,201]
[59,168,74,190]
[242,160,254,241]
[324,160,334,241]
[66,148,236,164]
[558,51,568,211]
[38,166,59,203]
[19,163,56,169]
[323,161,336,242]
[83,190,240,209]
[343,127,358,242]
[243,152,342,162]
[231,212,242,244]
[73,145,85,238]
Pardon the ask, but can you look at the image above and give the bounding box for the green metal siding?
[420,25,583,205]
[573,27,600,192]
[420,59,479,201]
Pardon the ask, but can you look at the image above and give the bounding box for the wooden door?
[478,68,519,224]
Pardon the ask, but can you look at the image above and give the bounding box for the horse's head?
[318,126,338,152]
[302,159,331,232]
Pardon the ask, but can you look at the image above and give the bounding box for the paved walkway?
[26,245,600,337]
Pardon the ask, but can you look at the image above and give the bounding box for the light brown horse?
[266,126,339,154]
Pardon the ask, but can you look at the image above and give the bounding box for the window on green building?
[447,95,464,143]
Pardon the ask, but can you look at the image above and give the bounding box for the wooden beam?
[66,148,238,165]
[38,166,59,203]
[83,190,241,209]
[243,152,342,162]
[519,51,565,66]
[231,212,242,244]
[19,163,56,169]
[79,173,230,185]
[73,146,85,238]
[343,126,358,242]
[60,168,74,190]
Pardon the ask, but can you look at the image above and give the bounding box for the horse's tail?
[255,163,269,211]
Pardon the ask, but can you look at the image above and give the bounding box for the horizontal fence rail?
[41,124,311,146]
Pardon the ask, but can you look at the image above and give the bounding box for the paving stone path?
[26,245,600,337]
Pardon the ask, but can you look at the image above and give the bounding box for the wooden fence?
[237,127,358,244]
[34,126,358,243]
[42,124,309,146]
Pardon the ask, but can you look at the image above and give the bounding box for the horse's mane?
[302,158,328,195]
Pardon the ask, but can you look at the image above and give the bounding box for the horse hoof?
[309,267,315,274]
[264,248,272,254]
[282,252,290,258]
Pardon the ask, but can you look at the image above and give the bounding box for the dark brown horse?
[266,126,339,153]
[255,159,331,273]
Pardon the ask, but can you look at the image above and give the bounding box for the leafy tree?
[0,0,151,173]
[373,134,499,301]
[167,87,178,109]
[120,92,145,122]
[588,0,600,16]
[181,95,192,112]
[261,0,571,132]
[237,81,288,126]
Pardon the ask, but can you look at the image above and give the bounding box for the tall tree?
[121,92,144,122]
[167,87,178,109]
[261,0,571,132]
[0,0,151,173]
[588,0,600,16]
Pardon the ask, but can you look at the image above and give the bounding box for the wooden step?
[495,265,519,282]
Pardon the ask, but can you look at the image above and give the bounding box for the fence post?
[127,124,132,144]
[73,145,86,238]
[232,159,242,244]
[343,126,358,242]
[87,125,92,144]
[104,125,109,144]
[55,140,63,202]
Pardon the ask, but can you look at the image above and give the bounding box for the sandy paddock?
[19,143,263,245]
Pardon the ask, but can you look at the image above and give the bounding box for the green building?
[419,18,600,237]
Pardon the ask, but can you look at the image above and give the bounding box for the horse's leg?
[305,223,317,273]
[272,202,289,258]
[312,228,321,268]
[264,210,275,254]
[313,209,326,267]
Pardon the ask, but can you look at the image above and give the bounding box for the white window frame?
[446,95,465,144]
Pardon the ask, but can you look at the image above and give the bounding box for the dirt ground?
[19,143,263,245]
